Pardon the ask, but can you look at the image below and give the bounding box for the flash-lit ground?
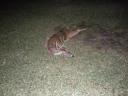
[0,1,128,96]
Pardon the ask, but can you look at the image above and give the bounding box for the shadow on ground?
[83,25,128,55]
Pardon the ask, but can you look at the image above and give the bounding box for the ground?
[0,2,128,96]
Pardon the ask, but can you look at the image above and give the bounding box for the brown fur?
[45,24,87,57]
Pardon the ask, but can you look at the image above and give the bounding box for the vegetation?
[0,2,128,96]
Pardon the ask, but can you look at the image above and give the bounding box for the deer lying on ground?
[45,23,87,57]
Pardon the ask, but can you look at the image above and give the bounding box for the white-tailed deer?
[45,22,87,57]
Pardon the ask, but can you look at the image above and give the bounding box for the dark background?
[1,0,127,26]
[0,0,128,8]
